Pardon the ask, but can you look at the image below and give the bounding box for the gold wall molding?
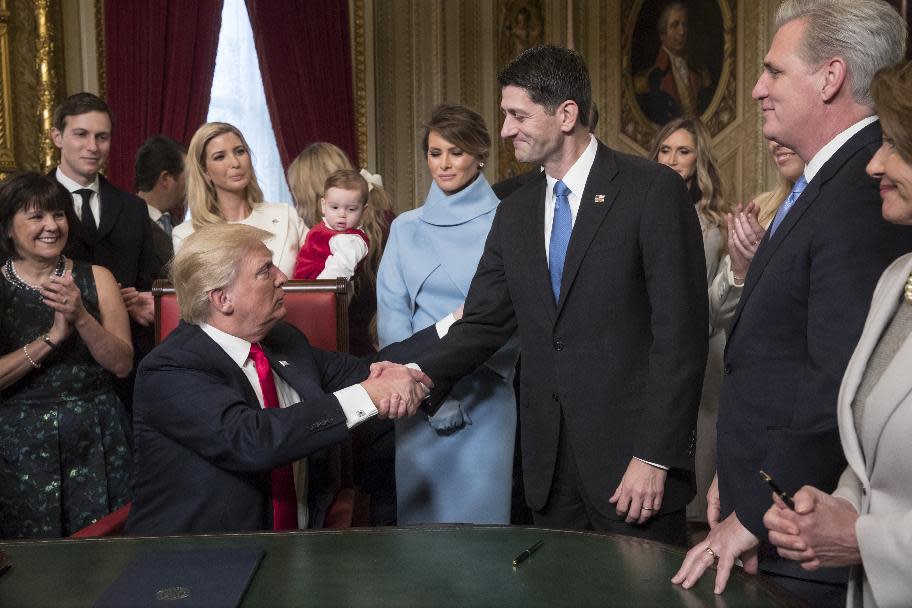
[0,0,16,174]
[95,0,104,99]
[36,0,60,173]
[355,0,778,212]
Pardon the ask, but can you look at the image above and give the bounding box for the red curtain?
[104,1,223,190]
[246,0,358,167]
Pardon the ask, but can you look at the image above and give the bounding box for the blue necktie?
[549,180,572,302]
[769,175,807,236]
[157,212,173,236]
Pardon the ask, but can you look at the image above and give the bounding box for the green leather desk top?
[0,525,800,607]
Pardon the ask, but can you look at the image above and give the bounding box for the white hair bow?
[359,168,384,192]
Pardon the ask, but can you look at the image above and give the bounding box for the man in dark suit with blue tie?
[414,45,708,545]
[134,134,186,276]
[672,1,912,604]
[127,224,441,534]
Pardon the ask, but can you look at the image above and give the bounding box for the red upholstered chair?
[152,278,352,351]
[70,279,354,537]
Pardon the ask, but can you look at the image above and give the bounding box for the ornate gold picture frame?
[620,0,736,150]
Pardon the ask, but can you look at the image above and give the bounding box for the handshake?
[360,361,434,419]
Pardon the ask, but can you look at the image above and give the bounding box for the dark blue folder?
[94,547,264,608]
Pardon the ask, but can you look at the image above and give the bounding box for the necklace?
[3,256,66,292]
[905,272,912,305]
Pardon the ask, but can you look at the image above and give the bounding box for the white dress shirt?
[56,168,101,227]
[804,116,879,183]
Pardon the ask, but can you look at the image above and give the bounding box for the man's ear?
[819,56,848,103]
[208,288,233,314]
[51,128,64,149]
[557,100,580,134]
[156,170,173,190]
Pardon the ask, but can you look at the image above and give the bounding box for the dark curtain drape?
[246,0,358,167]
[104,1,223,190]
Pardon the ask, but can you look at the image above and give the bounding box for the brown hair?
[421,104,491,163]
[649,117,727,232]
[323,169,368,204]
[52,92,114,132]
[870,61,912,162]
[287,142,354,227]
[0,173,75,260]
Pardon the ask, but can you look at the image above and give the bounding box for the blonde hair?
[171,224,273,325]
[752,173,795,228]
[186,122,265,230]
[649,117,727,231]
[287,142,353,228]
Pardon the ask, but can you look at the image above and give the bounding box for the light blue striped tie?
[769,175,807,236]
[549,180,572,302]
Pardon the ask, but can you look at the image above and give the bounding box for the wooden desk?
[0,525,800,607]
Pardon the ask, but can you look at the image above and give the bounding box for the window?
[207,0,292,204]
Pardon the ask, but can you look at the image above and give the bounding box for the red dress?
[293,222,369,280]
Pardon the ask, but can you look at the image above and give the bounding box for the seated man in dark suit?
[127,224,444,535]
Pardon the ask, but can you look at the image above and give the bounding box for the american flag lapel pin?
[278,360,290,367]
[594,194,605,204]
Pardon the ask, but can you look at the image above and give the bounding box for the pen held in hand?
[512,539,544,567]
[760,470,795,510]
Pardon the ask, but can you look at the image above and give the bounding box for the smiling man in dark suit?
[672,1,912,604]
[127,224,440,534]
[52,93,161,413]
[414,45,708,545]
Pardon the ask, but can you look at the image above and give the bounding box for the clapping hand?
[120,287,155,327]
[363,361,434,418]
[726,203,765,283]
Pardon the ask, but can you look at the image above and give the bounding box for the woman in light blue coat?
[377,104,518,524]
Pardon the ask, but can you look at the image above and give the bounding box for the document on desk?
[94,547,264,608]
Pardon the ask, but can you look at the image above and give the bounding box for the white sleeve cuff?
[435,313,456,337]
[333,384,378,429]
[634,456,669,470]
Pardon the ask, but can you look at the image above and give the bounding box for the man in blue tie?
[134,135,187,276]
[413,44,708,545]
[673,1,912,605]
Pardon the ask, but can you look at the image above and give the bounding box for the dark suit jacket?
[127,320,436,535]
[418,141,709,515]
[717,121,912,582]
[491,168,540,200]
[59,173,161,290]
[148,218,174,275]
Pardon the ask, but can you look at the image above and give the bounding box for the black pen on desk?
[760,470,795,510]
[512,539,544,567]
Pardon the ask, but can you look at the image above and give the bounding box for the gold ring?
[642,506,654,511]
[705,547,717,560]
[62,297,68,304]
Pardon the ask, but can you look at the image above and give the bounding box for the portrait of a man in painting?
[631,0,724,125]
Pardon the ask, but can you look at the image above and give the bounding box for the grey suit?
[833,252,912,608]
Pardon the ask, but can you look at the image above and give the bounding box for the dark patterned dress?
[0,260,131,538]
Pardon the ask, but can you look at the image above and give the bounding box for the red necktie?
[248,343,298,530]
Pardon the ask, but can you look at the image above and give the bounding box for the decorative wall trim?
[36,0,60,173]
[0,0,16,174]
[351,0,368,168]
[95,0,105,99]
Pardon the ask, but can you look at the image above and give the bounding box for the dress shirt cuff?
[435,313,456,337]
[334,384,377,429]
[634,456,669,471]
[728,263,745,287]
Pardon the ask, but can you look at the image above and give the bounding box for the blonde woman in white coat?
[764,61,912,608]
[172,122,305,276]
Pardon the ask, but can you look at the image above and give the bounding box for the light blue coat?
[377,174,519,524]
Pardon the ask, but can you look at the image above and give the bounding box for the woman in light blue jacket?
[377,104,518,524]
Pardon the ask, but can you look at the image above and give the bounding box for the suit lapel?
[261,338,323,399]
[556,144,619,315]
[518,174,557,322]
[728,121,883,339]
[97,176,124,241]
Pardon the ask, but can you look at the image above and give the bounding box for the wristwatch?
[42,334,58,350]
